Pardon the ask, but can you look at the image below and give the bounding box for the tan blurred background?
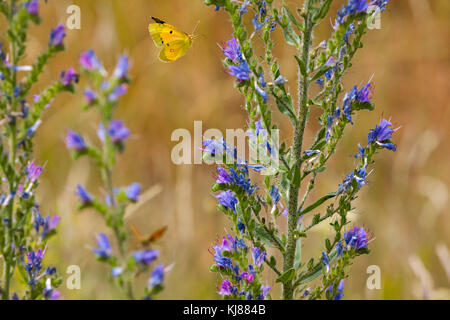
[13,0,450,299]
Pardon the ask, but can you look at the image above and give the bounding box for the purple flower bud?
[133,249,159,265]
[79,50,103,71]
[148,264,164,288]
[98,120,130,143]
[26,161,43,182]
[93,233,112,258]
[66,130,86,151]
[49,24,66,47]
[60,67,79,86]
[113,55,129,79]
[126,182,141,202]
[76,184,93,205]
[24,0,39,16]
[216,190,238,212]
[223,37,242,62]
[84,89,96,104]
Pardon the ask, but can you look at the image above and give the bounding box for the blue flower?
[333,279,345,300]
[255,80,268,101]
[238,0,250,15]
[133,249,159,265]
[213,236,234,269]
[336,241,343,257]
[345,226,368,250]
[321,251,330,271]
[126,182,141,202]
[98,120,130,143]
[218,279,236,296]
[79,50,103,71]
[315,77,324,86]
[354,143,365,158]
[60,68,79,86]
[25,249,45,285]
[76,184,93,205]
[274,75,288,85]
[93,233,112,259]
[216,190,238,211]
[343,24,355,44]
[252,14,268,33]
[66,130,86,151]
[49,24,66,46]
[367,118,397,149]
[370,0,389,11]
[269,185,280,205]
[113,55,129,79]
[223,37,242,62]
[228,167,257,195]
[107,84,128,102]
[216,167,233,184]
[357,83,373,102]
[335,0,369,28]
[303,150,320,157]
[26,161,43,183]
[252,247,266,267]
[24,0,39,16]
[84,89,96,104]
[237,220,246,234]
[258,285,270,300]
[228,61,251,80]
[338,165,367,194]
[149,264,164,288]
[111,267,123,277]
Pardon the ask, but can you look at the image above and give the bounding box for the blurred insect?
[148,16,199,62]
[130,223,167,247]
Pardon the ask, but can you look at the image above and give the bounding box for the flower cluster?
[0,0,73,300]
[211,235,270,300]
[204,0,395,301]
[334,0,390,28]
[68,50,167,299]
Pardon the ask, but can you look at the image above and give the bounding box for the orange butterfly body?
[130,223,167,247]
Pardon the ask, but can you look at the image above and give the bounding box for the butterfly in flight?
[148,16,198,62]
[130,223,168,248]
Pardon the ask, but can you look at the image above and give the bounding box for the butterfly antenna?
[192,20,201,36]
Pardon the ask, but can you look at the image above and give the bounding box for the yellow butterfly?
[148,17,197,62]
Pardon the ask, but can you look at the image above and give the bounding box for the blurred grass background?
[10,0,450,299]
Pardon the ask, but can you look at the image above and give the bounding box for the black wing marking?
[151,17,166,24]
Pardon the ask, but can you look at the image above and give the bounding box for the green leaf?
[295,56,307,77]
[301,192,337,215]
[282,5,304,31]
[294,237,302,270]
[314,0,332,21]
[311,65,332,82]
[255,226,278,249]
[276,268,296,284]
[291,165,301,188]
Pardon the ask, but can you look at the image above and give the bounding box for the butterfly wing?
[148,17,193,62]
[159,39,192,62]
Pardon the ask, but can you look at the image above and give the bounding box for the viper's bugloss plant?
[67,50,166,299]
[0,0,75,300]
[204,0,397,300]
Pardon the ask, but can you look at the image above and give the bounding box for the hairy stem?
[282,0,313,300]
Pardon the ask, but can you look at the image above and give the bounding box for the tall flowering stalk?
[0,0,76,300]
[205,0,396,300]
[67,50,166,299]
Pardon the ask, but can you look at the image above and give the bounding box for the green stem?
[282,0,313,300]
[2,5,18,298]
